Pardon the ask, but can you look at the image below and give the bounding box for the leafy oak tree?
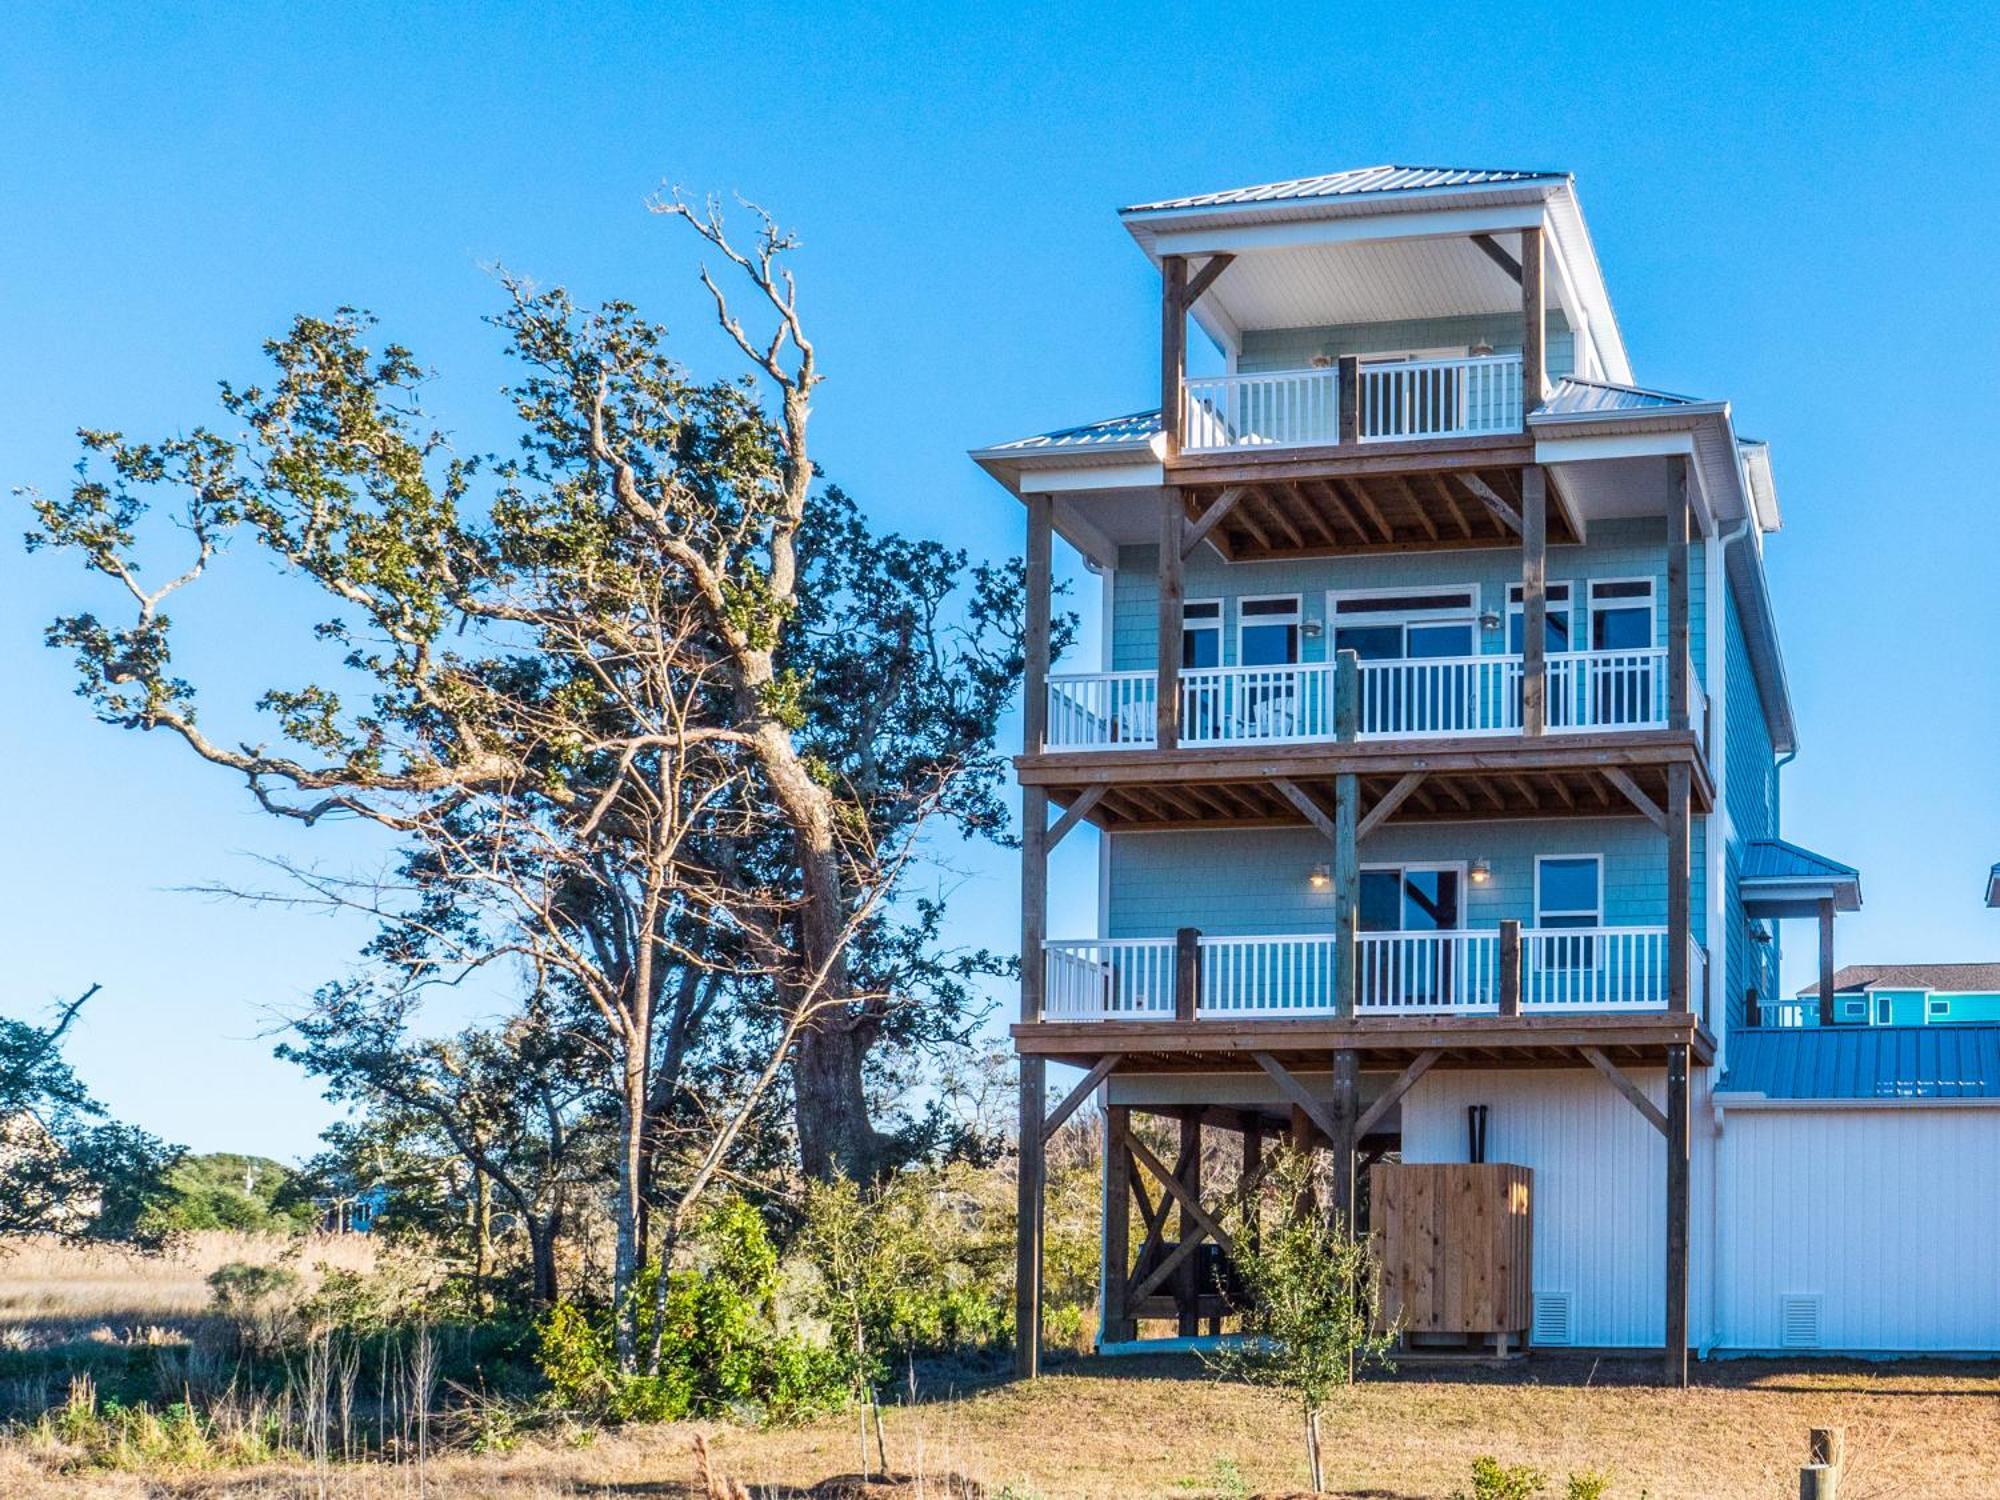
[22,193,1041,1367]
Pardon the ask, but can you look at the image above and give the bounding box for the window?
[1182,600,1221,669]
[1237,595,1301,667]
[1927,997,1951,1021]
[1589,579,1656,651]
[1506,582,1575,655]
[1535,856,1603,929]
[1329,587,1479,661]
[1841,998,1866,1021]
[1359,863,1465,933]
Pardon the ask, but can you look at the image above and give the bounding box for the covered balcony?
[1044,647,1707,754]
[1181,352,1523,454]
[1040,925,1708,1024]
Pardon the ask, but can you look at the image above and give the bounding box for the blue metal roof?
[1743,838,1860,883]
[1122,165,1562,215]
[976,409,1161,456]
[1533,377,1707,416]
[1722,1025,2000,1100]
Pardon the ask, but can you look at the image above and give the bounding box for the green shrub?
[1454,1456,1549,1500]
[205,1262,303,1355]
[1567,1472,1612,1500]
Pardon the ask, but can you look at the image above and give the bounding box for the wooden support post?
[1102,1104,1134,1343]
[1174,927,1201,1021]
[1334,650,1359,1020]
[1015,1052,1045,1378]
[1521,466,1548,736]
[1337,354,1361,444]
[1800,1465,1839,1500]
[1499,919,1522,1016]
[1176,1114,1203,1336]
[1668,457,1692,733]
[1240,1114,1263,1249]
[1521,223,1547,414]
[1015,493,1051,1380]
[1664,1041,1690,1388]
[1667,762,1692,1017]
[1810,1428,1846,1471]
[1156,488,1184,751]
[1161,255,1186,459]
[1330,1049,1359,1233]
[1818,898,1837,1026]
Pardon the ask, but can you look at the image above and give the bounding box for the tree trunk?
[794,1018,887,1183]
[612,1034,650,1369]
[1306,1405,1324,1494]
[525,1214,560,1308]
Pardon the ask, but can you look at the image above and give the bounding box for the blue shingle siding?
[1110,518,1705,684]
[1105,819,1701,940]
[1721,588,1781,1035]
[1238,312,1575,381]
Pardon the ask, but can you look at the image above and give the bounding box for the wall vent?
[1532,1293,1573,1347]
[1779,1294,1823,1349]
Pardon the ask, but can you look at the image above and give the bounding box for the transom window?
[1329,586,1478,662]
[1182,599,1221,669]
[1535,855,1603,930]
[1238,595,1301,667]
[1589,579,1656,652]
[1506,581,1575,654]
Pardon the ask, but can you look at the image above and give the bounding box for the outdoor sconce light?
[1308,863,1332,891]
[1470,339,1495,357]
[1469,858,1493,886]
[1302,618,1324,640]
[1479,609,1502,632]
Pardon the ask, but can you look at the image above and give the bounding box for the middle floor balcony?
[1044,646,1708,755]
[1041,926,1709,1026]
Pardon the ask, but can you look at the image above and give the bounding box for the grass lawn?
[7,1352,1998,1498]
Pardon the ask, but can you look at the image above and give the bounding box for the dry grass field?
[4,1238,1998,1499]
[1,1352,1996,1499]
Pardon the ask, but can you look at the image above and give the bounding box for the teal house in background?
[1792,964,2000,1027]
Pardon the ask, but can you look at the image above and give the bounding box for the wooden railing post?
[1156,488,1184,751]
[1174,927,1202,1022]
[1498,920,1522,1016]
[1161,255,1186,460]
[1668,457,1691,733]
[1521,466,1547,736]
[1332,650,1359,1019]
[1337,355,1361,444]
[1521,222,1546,418]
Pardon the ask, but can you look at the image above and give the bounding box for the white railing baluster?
[1181,368,1341,452]
[1042,938,1178,1020]
[1355,354,1523,443]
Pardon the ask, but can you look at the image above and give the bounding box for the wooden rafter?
[1252,1051,1342,1142]
[1471,232,1523,283]
[1042,1053,1121,1142]
[1336,476,1397,543]
[1271,777,1336,841]
[1358,772,1427,841]
[1603,767,1669,833]
[1182,487,1245,559]
[1422,472,1477,539]
[1251,486,1306,548]
[1582,1046,1668,1135]
[1355,1048,1443,1137]
[1046,786,1105,848]
[1307,478,1370,544]
[1385,474,1442,541]
[1456,472,1524,535]
[1182,253,1235,307]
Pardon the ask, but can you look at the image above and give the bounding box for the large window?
[1182,599,1221,669]
[1237,595,1301,666]
[1506,581,1575,654]
[1359,863,1466,933]
[1535,856,1603,929]
[1329,587,1479,661]
[1589,579,1656,651]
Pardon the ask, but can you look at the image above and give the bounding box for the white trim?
[1014,459,1164,493]
[1326,583,1482,660]
[1181,596,1222,669]
[1144,202,1549,258]
[1535,853,1604,928]
[1235,592,1302,666]
[1715,1094,2000,1113]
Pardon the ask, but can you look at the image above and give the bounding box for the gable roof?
[1794,963,2000,997]
[1721,1025,2000,1100]
[1122,165,1563,215]
[1743,838,1859,884]
[1533,377,1708,416]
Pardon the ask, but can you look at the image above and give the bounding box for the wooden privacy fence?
[1370,1162,1532,1354]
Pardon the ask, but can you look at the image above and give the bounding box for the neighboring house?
[977,164,1989,1374]
[1987,863,1999,907]
[1776,963,2000,1028]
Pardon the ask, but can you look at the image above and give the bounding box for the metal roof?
[973,410,1161,457]
[1743,838,1859,884]
[1793,963,2000,997]
[1122,165,1563,215]
[1532,377,1706,416]
[1721,1025,2000,1100]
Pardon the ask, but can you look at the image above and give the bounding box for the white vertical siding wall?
[1402,1068,1716,1349]
[1716,1105,2000,1352]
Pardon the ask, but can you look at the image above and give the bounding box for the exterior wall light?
[1302,618,1324,640]
[1308,863,1332,891]
[1480,610,1502,632]
[1469,858,1493,885]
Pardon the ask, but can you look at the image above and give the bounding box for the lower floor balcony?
[1042,926,1707,1023]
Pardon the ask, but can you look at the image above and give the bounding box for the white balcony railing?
[1044,648,1689,753]
[1042,927,1684,1020]
[1181,368,1339,453]
[1357,355,1523,443]
[1179,355,1524,455]
[1042,938,1175,1020]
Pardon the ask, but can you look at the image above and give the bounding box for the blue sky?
[4,1,1996,1159]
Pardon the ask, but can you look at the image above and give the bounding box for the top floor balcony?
[1181,353,1524,455]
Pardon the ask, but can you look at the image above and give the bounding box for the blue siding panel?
[1239,312,1575,382]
